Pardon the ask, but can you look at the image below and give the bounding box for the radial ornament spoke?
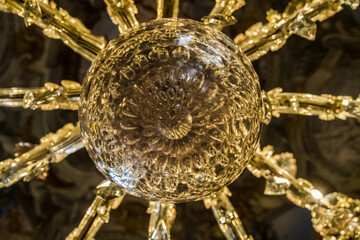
[156,0,179,19]
[262,88,360,123]
[0,122,83,188]
[204,187,253,240]
[202,0,245,30]
[147,202,176,240]
[0,0,107,61]
[235,0,359,61]
[104,0,139,33]
[250,146,360,239]
[66,180,126,240]
[0,80,81,110]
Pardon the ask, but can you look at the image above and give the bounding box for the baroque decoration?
[0,0,360,239]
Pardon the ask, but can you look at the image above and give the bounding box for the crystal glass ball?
[79,18,262,202]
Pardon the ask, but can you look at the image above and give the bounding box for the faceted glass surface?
[79,18,262,202]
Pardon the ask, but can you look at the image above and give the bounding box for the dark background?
[0,0,359,239]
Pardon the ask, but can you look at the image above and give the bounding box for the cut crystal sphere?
[79,18,262,202]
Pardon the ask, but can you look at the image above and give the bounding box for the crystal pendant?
[311,192,360,239]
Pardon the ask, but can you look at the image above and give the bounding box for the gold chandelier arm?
[0,80,81,110]
[249,146,304,197]
[0,122,83,188]
[0,87,45,108]
[249,146,360,239]
[204,187,253,240]
[156,0,180,19]
[262,88,360,123]
[202,0,245,30]
[66,180,126,240]
[0,0,107,61]
[235,0,359,61]
[147,201,176,240]
[104,0,139,34]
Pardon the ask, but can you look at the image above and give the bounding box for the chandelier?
[0,0,359,239]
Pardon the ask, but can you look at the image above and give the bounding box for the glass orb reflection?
[79,18,262,202]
